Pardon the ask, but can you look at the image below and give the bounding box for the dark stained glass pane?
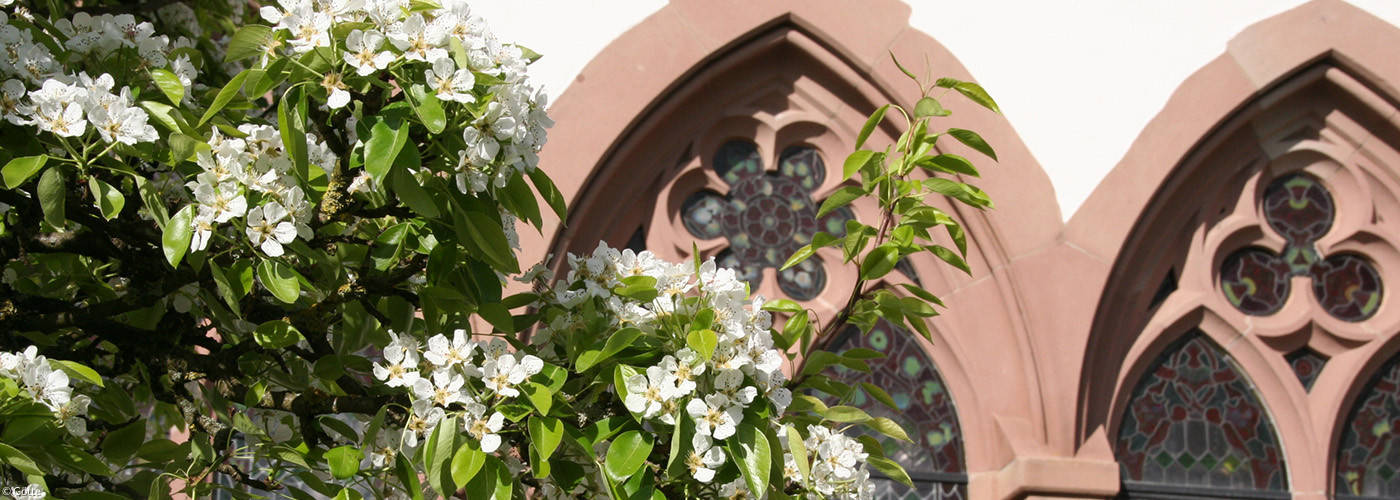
[1284,348,1326,391]
[779,145,826,191]
[778,254,825,301]
[1310,254,1383,322]
[681,191,726,240]
[1221,248,1291,315]
[1117,332,1287,492]
[826,321,965,476]
[1262,174,1334,246]
[1337,355,1400,499]
[713,140,763,185]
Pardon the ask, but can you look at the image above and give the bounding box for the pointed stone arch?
[517,0,1073,496]
[1071,1,1400,497]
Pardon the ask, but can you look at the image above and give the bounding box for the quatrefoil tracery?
[680,140,854,300]
[1220,173,1384,322]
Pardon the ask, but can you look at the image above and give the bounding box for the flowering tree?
[0,0,998,499]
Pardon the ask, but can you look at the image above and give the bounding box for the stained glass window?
[1284,347,1326,391]
[1337,355,1400,500]
[1220,173,1383,321]
[680,140,855,300]
[1116,332,1288,498]
[826,320,966,499]
[1312,254,1383,322]
[1221,248,1291,315]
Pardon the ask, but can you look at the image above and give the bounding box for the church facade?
[508,1,1400,498]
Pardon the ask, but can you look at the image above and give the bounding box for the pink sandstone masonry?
[517,1,1400,498]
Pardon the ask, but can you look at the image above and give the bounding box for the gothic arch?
[1073,1,1400,497]
[520,0,1073,496]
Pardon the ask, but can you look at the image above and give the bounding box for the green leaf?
[614,275,658,302]
[258,260,301,303]
[89,176,125,220]
[860,383,899,411]
[325,446,362,480]
[817,185,865,218]
[51,360,103,387]
[38,166,65,229]
[529,417,564,462]
[364,115,407,185]
[577,327,642,372]
[822,405,872,423]
[798,351,843,377]
[450,445,485,489]
[729,423,772,497]
[3,154,47,188]
[277,86,308,180]
[167,132,199,164]
[604,430,653,483]
[868,456,914,487]
[842,150,875,182]
[866,417,913,442]
[71,492,130,500]
[860,244,899,280]
[891,51,919,81]
[856,105,889,151]
[226,24,273,62]
[918,153,978,177]
[528,167,568,222]
[927,244,971,274]
[779,244,815,272]
[914,96,949,117]
[135,177,169,227]
[407,84,447,134]
[424,417,458,497]
[476,302,514,333]
[162,205,195,267]
[925,178,992,209]
[947,128,997,161]
[521,382,553,415]
[763,299,804,314]
[934,77,963,88]
[101,421,146,465]
[899,296,939,317]
[686,329,718,363]
[462,209,518,272]
[0,442,44,476]
[390,164,440,217]
[253,320,303,349]
[395,452,426,500]
[200,69,251,125]
[953,81,1001,114]
[53,445,113,476]
[784,425,810,485]
[150,68,185,105]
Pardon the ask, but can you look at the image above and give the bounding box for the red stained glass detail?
[1221,249,1291,315]
[1117,333,1288,491]
[1263,174,1334,245]
[1311,254,1383,322]
[1284,348,1327,391]
[1337,355,1400,499]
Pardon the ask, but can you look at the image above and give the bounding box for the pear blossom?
[245,201,298,257]
[372,332,421,389]
[687,393,741,440]
[687,433,726,483]
[426,57,475,103]
[343,29,395,76]
[482,352,542,397]
[624,365,677,418]
[424,329,476,369]
[463,401,505,452]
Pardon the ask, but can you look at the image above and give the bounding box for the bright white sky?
[473,1,1400,220]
